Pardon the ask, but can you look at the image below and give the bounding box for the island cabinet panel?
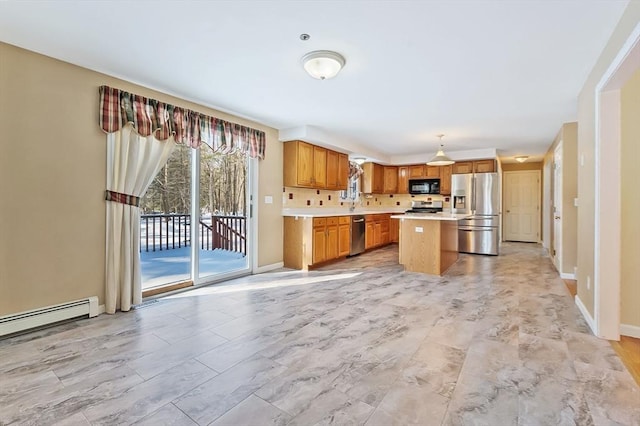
[398,218,458,275]
[397,167,409,194]
[440,165,452,195]
[383,166,398,194]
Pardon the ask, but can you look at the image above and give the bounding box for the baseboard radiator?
[0,297,99,337]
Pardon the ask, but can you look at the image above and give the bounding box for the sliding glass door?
[140,143,252,293]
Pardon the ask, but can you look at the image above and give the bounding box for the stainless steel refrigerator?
[451,172,500,255]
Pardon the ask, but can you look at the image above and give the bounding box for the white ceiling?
[0,0,629,164]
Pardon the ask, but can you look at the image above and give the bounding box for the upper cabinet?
[397,166,409,194]
[283,140,348,190]
[425,166,441,178]
[452,159,496,174]
[409,165,425,179]
[383,166,398,194]
[440,165,452,195]
[362,162,384,193]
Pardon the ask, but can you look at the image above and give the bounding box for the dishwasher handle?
[352,218,365,223]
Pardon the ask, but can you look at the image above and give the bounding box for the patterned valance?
[99,85,266,159]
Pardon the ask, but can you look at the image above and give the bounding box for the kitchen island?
[390,213,469,275]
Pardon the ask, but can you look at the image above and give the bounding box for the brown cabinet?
[409,165,425,179]
[473,159,496,173]
[337,153,349,189]
[365,214,392,249]
[440,165,452,195]
[338,216,350,257]
[362,162,384,193]
[397,166,409,194]
[452,159,496,175]
[452,161,473,174]
[312,218,327,264]
[326,217,339,260]
[425,166,441,178]
[325,150,339,190]
[383,166,398,194]
[283,140,348,190]
[390,217,400,243]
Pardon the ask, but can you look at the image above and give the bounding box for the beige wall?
[577,2,640,317]
[620,68,640,328]
[0,43,283,316]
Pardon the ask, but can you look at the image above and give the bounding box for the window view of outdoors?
[139,144,248,290]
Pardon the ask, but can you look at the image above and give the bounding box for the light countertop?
[282,208,406,218]
[390,212,470,221]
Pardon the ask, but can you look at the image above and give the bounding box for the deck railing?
[140,213,246,255]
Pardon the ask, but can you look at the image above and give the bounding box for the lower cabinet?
[284,215,352,270]
[365,214,392,250]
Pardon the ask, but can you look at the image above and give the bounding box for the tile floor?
[1,243,639,425]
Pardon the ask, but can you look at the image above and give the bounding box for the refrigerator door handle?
[471,175,476,212]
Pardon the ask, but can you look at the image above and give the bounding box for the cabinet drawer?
[339,216,350,225]
[313,217,327,227]
[326,217,339,226]
[365,215,375,223]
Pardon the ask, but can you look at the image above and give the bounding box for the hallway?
[1,243,638,425]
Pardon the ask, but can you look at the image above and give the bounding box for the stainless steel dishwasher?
[350,215,366,256]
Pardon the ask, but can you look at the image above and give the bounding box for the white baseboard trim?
[560,272,576,280]
[575,295,597,335]
[620,323,640,338]
[254,262,284,274]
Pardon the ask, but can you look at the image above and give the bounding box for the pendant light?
[427,134,455,166]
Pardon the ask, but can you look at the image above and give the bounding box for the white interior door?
[553,142,563,270]
[503,171,540,242]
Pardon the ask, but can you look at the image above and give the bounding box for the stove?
[405,200,443,214]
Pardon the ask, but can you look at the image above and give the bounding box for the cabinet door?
[452,161,473,174]
[390,218,400,243]
[474,159,496,173]
[283,141,314,187]
[383,166,398,194]
[440,165,452,195]
[326,223,339,260]
[397,167,409,194]
[374,222,382,246]
[361,163,374,193]
[425,166,441,178]
[338,223,350,257]
[313,146,327,188]
[409,165,425,178]
[365,222,375,249]
[325,150,339,189]
[337,153,349,189]
[313,225,326,264]
[373,163,384,193]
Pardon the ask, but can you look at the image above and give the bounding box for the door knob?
[555,216,561,219]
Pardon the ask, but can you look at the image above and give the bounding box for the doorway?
[553,143,563,271]
[139,144,252,295]
[503,170,540,242]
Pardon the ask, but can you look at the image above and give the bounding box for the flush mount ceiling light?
[302,50,346,80]
[515,155,529,163]
[427,134,455,166]
[352,157,366,165]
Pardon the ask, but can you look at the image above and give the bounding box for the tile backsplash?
[283,187,451,210]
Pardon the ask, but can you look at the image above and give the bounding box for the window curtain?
[99,85,266,313]
[105,126,175,313]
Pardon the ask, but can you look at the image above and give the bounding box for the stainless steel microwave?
[409,178,440,195]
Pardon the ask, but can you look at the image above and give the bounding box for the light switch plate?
[264,195,273,204]
[415,227,423,233]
